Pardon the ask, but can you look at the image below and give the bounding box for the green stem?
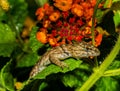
[103,68,120,76]
[91,0,102,45]
[78,34,120,91]
[91,0,102,68]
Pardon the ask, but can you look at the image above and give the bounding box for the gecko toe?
[60,62,68,69]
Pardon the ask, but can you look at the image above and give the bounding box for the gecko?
[29,41,100,78]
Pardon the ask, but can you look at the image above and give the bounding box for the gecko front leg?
[49,53,68,68]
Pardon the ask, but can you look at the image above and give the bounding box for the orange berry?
[95,33,102,47]
[15,82,23,90]
[84,8,93,20]
[35,8,45,20]
[39,28,48,33]
[71,4,83,17]
[43,20,51,28]
[36,31,47,43]
[49,11,60,22]
[44,3,54,15]
[48,38,57,46]
[54,0,72,11]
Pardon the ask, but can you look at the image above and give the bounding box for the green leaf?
[33,58,83,79]
[25,81,48,91]
[0,23,16,57]
[0,43,16,57]
[0,88,6,91]
[113,0,120,2]
[38,82,48,91]
[16,52,39,67]
[29,27,44,52]
[95,77,118,91]
[114,11,120,27]
[0,8,6,22]
[8,0,28,32]
[0,60,15,91]
[111,1,120,11]
[106,53,120,70]
[96,9,104,23]
[62,74,80,88]
[108,60,120,70]
[103,0,111,8]
[0,75,5,91]
[62,63,91,89]
[103,55,120,76]
[35,0,48,6]
[0,23,15,43]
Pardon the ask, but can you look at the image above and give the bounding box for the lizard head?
[85,44,100,57]
[77,41,100,58]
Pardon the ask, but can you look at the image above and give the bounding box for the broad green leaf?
[32,58,83,79]
[95,77,118,91]
[0,43,16,57]
[16,52,39,67]
[0,23,16,57]
[62,63,91,88]
[0,60,15,91]
[29,27,44,52]
[62,74,80,88]
[0,23,15,43]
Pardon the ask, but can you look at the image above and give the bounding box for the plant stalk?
[103,68,120,76]
[91,0,102,45]
[78,34,120,91]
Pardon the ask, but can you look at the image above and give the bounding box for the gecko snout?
[86,45,100,57]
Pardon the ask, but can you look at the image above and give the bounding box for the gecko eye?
[84,47,90,52]
[85,46,92,51]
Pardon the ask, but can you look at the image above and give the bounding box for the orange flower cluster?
[36,0,103,47]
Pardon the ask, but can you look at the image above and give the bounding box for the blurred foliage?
[0,0,120,91]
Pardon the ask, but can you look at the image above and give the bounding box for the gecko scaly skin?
[29,41,100,78]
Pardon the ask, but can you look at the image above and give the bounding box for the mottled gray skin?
[29,41,100,78]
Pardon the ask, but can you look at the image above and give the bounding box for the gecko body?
[30,41,100,78]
